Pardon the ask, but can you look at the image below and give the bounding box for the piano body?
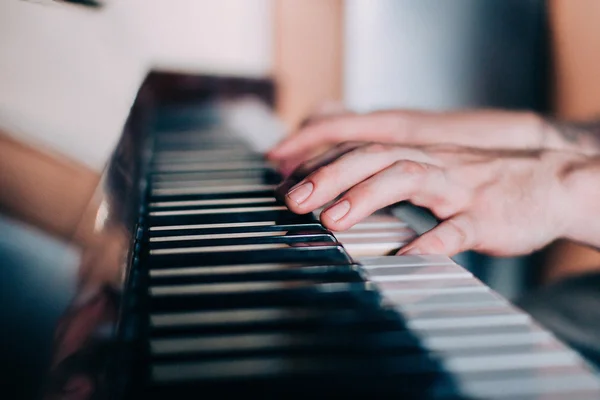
[1,70,600,400]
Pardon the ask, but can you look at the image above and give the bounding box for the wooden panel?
[273,0,344,129]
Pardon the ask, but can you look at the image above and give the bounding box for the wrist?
[559,156,600,247]
[541,117,600,155]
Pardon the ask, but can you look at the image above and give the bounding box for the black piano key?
[151,183,278,197]
[148,306,397,336]
[147,228,330,244]
[147,206,312,226]
[150,160,273,173]
[150,168,280,183]
[147,223,328,239]
[149,330,430,361]
[146,242,352,268]
[152,152,264,166]
[148,358,445,399]
[148,329,563,363]
[150,188,276,203]
[150,177,271,192]
[146,232,338,251]
[149,281,375,311]
[148,196,279,211]
[148,263,363,285]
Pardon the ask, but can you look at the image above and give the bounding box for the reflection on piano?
[2,73,600,399]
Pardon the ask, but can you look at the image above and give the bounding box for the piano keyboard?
[125,112,600,399]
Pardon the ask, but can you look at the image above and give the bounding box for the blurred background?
[3,1,600,396]
[2,0,600,327]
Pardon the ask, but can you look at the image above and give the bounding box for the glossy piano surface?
[2,72,600,399]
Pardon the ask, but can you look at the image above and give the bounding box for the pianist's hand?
[267,109,594,176]
[277,143,595,257]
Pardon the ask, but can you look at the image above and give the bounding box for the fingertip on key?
[286,182,314,205]
[323,200,351,223]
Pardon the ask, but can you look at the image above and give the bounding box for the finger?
[397,213,477,256]
[275,141,364,200]
[282,143,408,214]
[319,160,454,231]
[282,144,442,215]
[267,113,400,162]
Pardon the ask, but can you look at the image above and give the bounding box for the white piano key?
[364,265,471,280]
[152,178,266,189]
[382,286,490,298]
[150,280,313,296]
[376,277,479,291]
[152,170,270,182]
[382,289,495,306]
[154,155,261,165]
[335,229,414,240]
[360,255,456,268]
[373,272,473,282]
[149,263,327,277]
[400,304,519,321]
[149,243,290,255]
[150,197,277,208]
[152,184,276,196]
[149,221,276,232]
[154,160,271,173]
[150,329,558,358]
[365,263,467,275]
[150,308,318,328]
[349,220,409,229]
[150,231,289,242]
[149,205,286,217]
[367,268,471,282]
[395,297,508,313]
[151,333,299,355]
[154,148,259,159]
[342,241,408,257]
[424,330,553,350]
[454,374,600,399]
[407,313,530,330]
[444,351,581,373]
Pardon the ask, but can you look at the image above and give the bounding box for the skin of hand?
[267,109,594,176]
[276,142,599,257]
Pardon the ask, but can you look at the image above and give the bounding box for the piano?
[2,72,600,400]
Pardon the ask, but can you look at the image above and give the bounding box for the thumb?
[398,214,477,256]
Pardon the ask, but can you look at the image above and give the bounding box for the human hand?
[268,110,555,176]
[276,142,587,257]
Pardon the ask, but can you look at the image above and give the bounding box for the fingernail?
[403,247,422,255]
[324,200,350,222]
[287,182,313,205]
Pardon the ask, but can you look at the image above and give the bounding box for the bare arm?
[543,117,600,155]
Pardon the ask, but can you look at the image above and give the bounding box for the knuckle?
[447,216,475,247]
[361,142,390,154]
[391,160,428,175]
[310,164,336,185]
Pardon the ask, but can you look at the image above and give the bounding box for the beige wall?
[0,0,273,171]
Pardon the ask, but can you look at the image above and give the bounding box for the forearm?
[543,117,600,155]
[562,156,600,248]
